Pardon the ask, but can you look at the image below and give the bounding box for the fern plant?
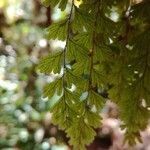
[38,0,150,149]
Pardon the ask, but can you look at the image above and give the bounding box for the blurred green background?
[0,0,69,149]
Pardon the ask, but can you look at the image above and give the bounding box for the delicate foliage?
[37,51,63,74]
[38,0,150,148]
[42,0,68,10]
[66,117,96,150]
[45,20,67,40]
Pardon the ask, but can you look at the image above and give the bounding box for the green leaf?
[66,117,96,150]
[64,88,79,106]
[73,7,93,32]
[94,45,114,62]
[88,90,104,110]
[37,51,63,74]
[43,78,63,98]
[41,0,51,7]
[119,86,149,145]
[39,0,150,148]
[67,39,89,62]
[72,60,89,76]
[58,0,68,11]
[96,15,116,35]
[84,110,101,128]
[92,67,108,88]
[51,97,76,130]
[73,32,92,49]
[45,19,67,40]
[41,0,68,11]
[66,69,88,91]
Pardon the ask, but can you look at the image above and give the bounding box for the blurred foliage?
[0,0,69,149]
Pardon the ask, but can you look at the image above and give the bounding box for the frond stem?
[62,0,74,103]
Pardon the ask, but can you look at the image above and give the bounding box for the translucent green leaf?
[51,97,76,130]
[67,39,89,62]
[88,90,104,110]
[96,15,116,35]
[41,0,68,11]
[66,70,88,91]
[66,117,96,150]
[41,0,51,7]
[73,32,92,49]
[94,45,114,63]
[45,20,67,40]
[72,60,89,76]
[37,51,63,74]
[73,7,93,32]
[43,78,63,98]
[92,67,107,88]
[84,110,101,128]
